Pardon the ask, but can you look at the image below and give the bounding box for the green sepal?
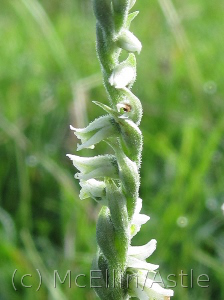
[125,52,136,68]
[93,101,118,116]
[126,11,139,29]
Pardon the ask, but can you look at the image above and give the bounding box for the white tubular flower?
[131,198,150,237]
[117,29,142,54]
[128,239,157,260]
[109,65,136,89]
[66,154,119,181]
[79,179,106,201]
[70,115,116,151]
[127,239,158,274]
[127,256,159,272]
[129,273,174,300]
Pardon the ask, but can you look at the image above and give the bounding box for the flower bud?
[109,53,136,89]
[117,30,142,54]
[109,65,135,89]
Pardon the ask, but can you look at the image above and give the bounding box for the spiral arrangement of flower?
[67,1,174,299]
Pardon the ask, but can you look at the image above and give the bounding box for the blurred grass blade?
[21,229,68,300]
[158,0,203,99]
[12,0,76,85]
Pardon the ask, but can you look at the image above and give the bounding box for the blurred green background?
[0,0,224,299]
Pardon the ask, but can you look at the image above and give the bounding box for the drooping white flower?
[127,255,159,272]
[117,29,142,54]
[128,239,157,260]
[79,179,106,201]
[66,154,119,181]
[127,239,159,274]
[109,65,136,89]
[70,115,117,151]
[129,272,174,300]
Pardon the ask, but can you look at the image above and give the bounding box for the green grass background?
[0,0,224,299]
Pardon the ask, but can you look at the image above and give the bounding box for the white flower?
[70,115,116,151]
[129,272,174,300]
[109,65,136,89]
[79,179,106,201]
[127,256,159,272]
[130,198,150,237]
[128,239,157,260]
[66,154,119,181]
[117,30,142,54]
[127,239,159,272]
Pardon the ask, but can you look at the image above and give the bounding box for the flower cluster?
[67,0,173,299]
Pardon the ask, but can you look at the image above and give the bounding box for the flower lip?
[69,115,118,151]
[128,239,157,260]
[129,271,174,300]
[66,154,119,181]
[79,179,106,201]
[127,256,159,271]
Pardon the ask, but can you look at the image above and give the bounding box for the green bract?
[67,1,174,299]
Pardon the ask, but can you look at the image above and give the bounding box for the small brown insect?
[117,103,132,113]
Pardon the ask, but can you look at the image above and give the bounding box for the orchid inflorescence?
[67,1,174,299]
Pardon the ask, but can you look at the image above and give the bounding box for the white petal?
[77,126,114,151]
[130,276,174,300]
[79,179,106,200]
[109,66,135,89]
[70,115,112,134]
[142,278,174,299]
[135,197,142,215]
[127,256,159,271]
[128,239,157,260]
[132,213,150,226]
[117,30,142,54]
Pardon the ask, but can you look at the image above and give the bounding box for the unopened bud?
[117,30,142,54]
[109,65,135,89]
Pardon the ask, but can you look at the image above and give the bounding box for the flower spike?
[67,1,173,299]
